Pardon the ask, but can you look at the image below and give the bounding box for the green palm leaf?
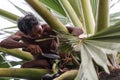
[68,0,82,21]
[0,9,19,22]
[39,0,66,17]
[110,12,120,26]
[84,42,109,73]
[1,0,120,80]
[90,0,99,19]
[75,44,98,80]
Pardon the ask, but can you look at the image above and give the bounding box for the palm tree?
[0,0,120,80]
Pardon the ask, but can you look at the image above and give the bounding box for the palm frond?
[0,9,19,21]
[39,0,66,17]
[75,44,98,80]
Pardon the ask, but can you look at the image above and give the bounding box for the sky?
[0,0,120,29]
[0,0,33,28]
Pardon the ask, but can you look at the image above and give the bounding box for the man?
[0,12,83,69]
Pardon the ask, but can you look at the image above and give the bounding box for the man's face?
[28,24,43,39]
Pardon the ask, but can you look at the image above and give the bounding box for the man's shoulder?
[14,31,33,40]
[14,31,25,37]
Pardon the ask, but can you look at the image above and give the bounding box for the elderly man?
[0,12,83,69]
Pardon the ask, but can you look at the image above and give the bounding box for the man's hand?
[66,26,83,36]
[71,27,83,36]
[27,44,42,55]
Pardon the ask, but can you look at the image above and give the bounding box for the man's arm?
[42,24,83,36]
[0,31,42,54]
[66,26,83,36]
[0,31,27,49]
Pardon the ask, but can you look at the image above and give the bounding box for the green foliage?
[0,9,19,22]
[0,0,120,80]
[110,12,120,26]
[0,68,50,79]
[0,47,34,61]
[39,0,66,17]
